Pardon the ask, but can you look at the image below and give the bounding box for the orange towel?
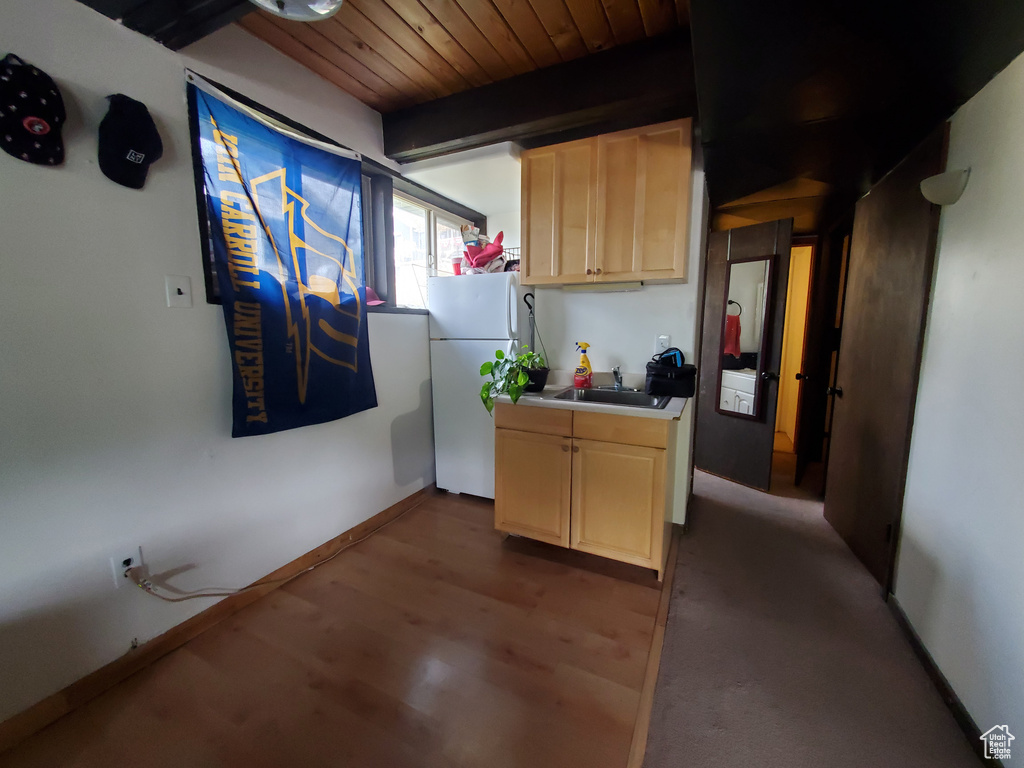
[723,314,742,357]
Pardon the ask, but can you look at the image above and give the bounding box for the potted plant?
[479,346,548,413]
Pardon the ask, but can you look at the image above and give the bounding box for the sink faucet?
[612,366,623,391]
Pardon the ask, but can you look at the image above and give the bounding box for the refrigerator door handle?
[505,276,515,343]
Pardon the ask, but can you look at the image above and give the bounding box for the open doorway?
[773,226,854,495]
[695,221,851,500]
[773,239,815,455]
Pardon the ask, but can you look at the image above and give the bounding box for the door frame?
[817,222,854,494]
[784,235,819,455]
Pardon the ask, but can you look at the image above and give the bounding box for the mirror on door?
[717,255,775,418]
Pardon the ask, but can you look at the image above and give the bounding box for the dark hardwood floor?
[0,493,661,768]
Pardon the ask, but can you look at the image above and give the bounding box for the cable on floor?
[124,496,427,603]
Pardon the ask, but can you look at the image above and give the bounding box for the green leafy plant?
[479,346,547,414]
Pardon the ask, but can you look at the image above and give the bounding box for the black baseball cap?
[98,94,163,189]
[0,53,66,166]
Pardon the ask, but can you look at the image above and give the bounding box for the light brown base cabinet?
[493,403,677,580]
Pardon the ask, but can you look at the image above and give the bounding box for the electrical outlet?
[110,546,143,589]
[656,334,671,354]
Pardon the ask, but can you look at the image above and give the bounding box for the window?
[435,216,465,275]
[184,72,484,312]
[391,192,472,309]
[393,195,429,308]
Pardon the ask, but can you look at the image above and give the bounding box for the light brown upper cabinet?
[521,137,597,284]
[520,119,692,286]
[596,120,692,282]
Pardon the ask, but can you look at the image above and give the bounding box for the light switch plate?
[656,334,671,354]
[165,275,192,308]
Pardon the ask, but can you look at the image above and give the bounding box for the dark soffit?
[690,0,1024,209]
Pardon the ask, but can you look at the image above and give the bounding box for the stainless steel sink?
[553,387,671,409]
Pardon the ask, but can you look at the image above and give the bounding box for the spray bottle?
[574,342,593,389]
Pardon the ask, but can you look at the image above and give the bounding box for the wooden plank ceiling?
[237,0,690,113]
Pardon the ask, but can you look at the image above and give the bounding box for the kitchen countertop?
[496,370,687,420]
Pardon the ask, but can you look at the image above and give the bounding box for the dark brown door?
[694,219,793,491]
[794,224,852,488]
[823,125,945,589]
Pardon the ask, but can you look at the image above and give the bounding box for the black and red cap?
[0,53,65,166]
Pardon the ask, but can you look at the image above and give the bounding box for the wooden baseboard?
[627,523,682,768]
[887,594,998,766]
[0,485,436,756]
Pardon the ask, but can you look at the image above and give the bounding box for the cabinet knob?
[586,268,593,275]
[595,268,603,275]
[572,445,580,453]
[561,444,570,452]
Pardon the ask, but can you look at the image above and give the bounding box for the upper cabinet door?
[595,119,692,283]
[521,138,597,285]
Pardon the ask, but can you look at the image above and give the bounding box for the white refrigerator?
[428,272,525,499]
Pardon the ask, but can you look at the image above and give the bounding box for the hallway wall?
[895,49,1024,730]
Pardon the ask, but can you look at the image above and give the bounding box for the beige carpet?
[643,467,980,768]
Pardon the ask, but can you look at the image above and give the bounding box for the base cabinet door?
[720,385,738,411]
[570,439,666,569]
[495,428,572,547]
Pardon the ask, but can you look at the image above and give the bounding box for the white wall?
[484,210,522,249]
[183,26,395,169]
[535,146,707,375]
[403,135,706,525]
[0,0,433,723]
[400,139,708,379]
[537,147,709,524]
[402,142,522,246]
[894,50,1024,730]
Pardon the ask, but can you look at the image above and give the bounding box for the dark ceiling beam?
[75,0,250,51]
[382,31,696,163]
[158,1,252,50]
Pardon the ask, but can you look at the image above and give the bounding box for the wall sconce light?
[920,169,970,206]
[248,0,343,21]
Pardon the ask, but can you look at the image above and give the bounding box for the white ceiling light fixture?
[248,0,343,22]
[920,168,970,206]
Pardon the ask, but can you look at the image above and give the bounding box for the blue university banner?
[190,83,377,437]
